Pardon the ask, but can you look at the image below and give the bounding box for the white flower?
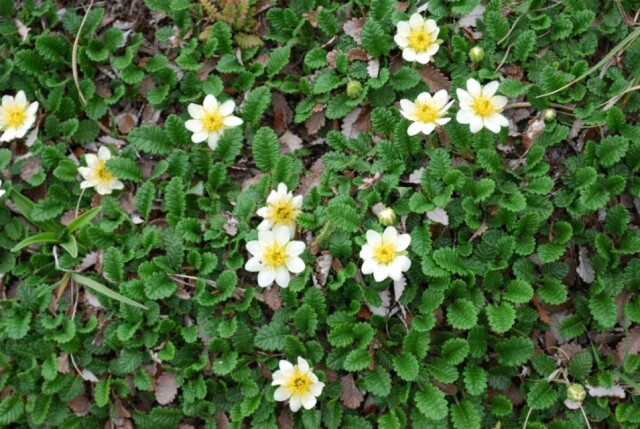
[0,180,6,198]
[272,357,324,412]
[77,146,124,195]
[394,13,441,64]
[456,79,509,134]
[399,90,453,136]
[0,90,38,142]
[360,226,411,282]
[245,226,306,288]
[185,95,243,150]
[257,183,303,236]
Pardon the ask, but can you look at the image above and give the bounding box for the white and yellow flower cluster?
[245,183,306,288]
[0,91,38,142]
[78,146,125,196]
[186,95,243,151]
[272,357,324,412]
[395,14,510,135]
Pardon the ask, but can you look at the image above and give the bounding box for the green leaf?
[0,395,25,425]
[451,399,481,429]
[94,379,111,407]
[392,352,419,381]
[255,322,289,351]
[129,125,172,154]
[504,280,533,304]
[135,182,156,220]
[361,19,392,57]
[589,291,617,328]
[344,348,371,372]
[363,366,391,397]
[484,11,509,40]
[293,304,318,336]
[494,337,533,366]
[486,302,516,334]
[463,366,488,396]
[66,206,102,233]
[390,66,421,91]
[71,273,147,309]
[527,382,558,410]
[252,127,280,171]
[11,232,59,252]
[415,384,448,420]
[442,338,469,365]
[267,46,291,77]
[447,299,478,330]
[106,158,142,182]
[103,247,125,283]
[596,136,629,167]
[243,86,271,127]
[513,30,536,62]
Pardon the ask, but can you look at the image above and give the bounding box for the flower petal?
[257,267,276,287]
[373,264,389,282]
[482,81,500,98]
[395,234,411,251]
[274,267,290,287]
[409,13,424,29]
[188,103,205,119]
[245,257,262,272]
[223,115,243,127]
[366,230,382,247]
[185,119,204,132]
[361,258,377,275]
[274,386,292,401]
[301,392,317,410]
[285,241,305,257]
[207,133,220,150]
[203,94,218,111]
[219,99,236,116]
[297,357,310,373]
[382,226,398,243]
[285,256,305,274]
[396,21,411,36]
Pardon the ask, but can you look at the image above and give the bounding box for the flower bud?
[543,108,557,122]
[347,81,363,98]
[567,383,586,403]
[377,207,396,226]
[469,46,485,63]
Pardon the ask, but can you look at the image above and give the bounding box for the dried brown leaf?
[263,285,282,311]
[20,157,40,182]
[577,246,595,284]
[155,372,178,405]
[279,131,303,153]
[342,106,372,138]
[277,408,294,429]
[418,65,451,92]
[68,395,90,416]
[305,111,326,135]
[340,374,364,409]
[313,252,332,287]
[343,18,365,44]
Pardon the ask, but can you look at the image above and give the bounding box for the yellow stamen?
[264,244,287,268]
[374,243,396,264]
[408,28,431,52]
[272,202,294,224]
[202,111,224,132]
[285,370,312,395]
[3,104,26,127]
[95,161,113,183]
[472,97,496,117]
[414,102,440,123]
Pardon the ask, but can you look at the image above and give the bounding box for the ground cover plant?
[1,0,640,427]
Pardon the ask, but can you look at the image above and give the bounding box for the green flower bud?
[543,108,557,122]
[377,207,396,226]
[347,81,363,98]
[469,46,485,63]
[567,383,586,403]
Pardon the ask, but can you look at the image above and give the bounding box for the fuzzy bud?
[347,81,363,98]
[567,383,586,403]
[469,46,485,63]
[543,108,557,122]
[377,207,396,226]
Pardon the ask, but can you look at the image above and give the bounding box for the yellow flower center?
[408,28,431,52]
[4,104,26,127]
[272,202,295,224]
[472,97,496,117]
[415,102,440,123]
[374,243,396,265]
[264,244,287,268]
[286,370,312,395]
[202,111,224,132]
[95,161,113,183]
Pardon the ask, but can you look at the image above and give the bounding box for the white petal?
[279,360,294,376]
[425,19,437,32]
[207,133,220,150]
[274,386,292,401]
[361,258,377,275]
[274,267,290,287]
[469,115,484,133]
[394,34,409,48]
[396,21,410,36]
[289,395,302,412]
[15,90,26,105]
[466,79,482,97]
[407,121,424,136]
[286,256,305,273]
[366,230,382,247]
[483,114,503,134]
[258,268,276,287]
[245,257,262,272]
[419,122,436,135]
[256,206,270,218]
[435,117,451,126]
[258,230,275,245]
[191,130,209,143]
[395,234,411,251]
[373,265,389,282]
[399,99,416,118]
[246,240,262,256]
[402,48,417,62]
[416,52,431,64]
[492,95,509,109]
[382,226,398,243]
[188,103,204,119]
[292,195,303,208]
[111,180,124,190]
[297,357,310,373]
[285,241,305,257]
[387,263,403,281]
[359,245,373,259]
[1,128,16,142]
[257,219,273,231]
[456,89,474,106]
[426,44,440,56]
[416,92,432,104]
[409,13,424,29]
[273,226,291,245]
[277,183,288,194]
[308,381,324,396]
[482,81,500,98]
[203,94,218,111]
[97,146,111,160]
[223,115,243,127]
[301,392,317,410]
[456,109,473,124]
[26,102,39,116]
[219,99,236,116]
[395,255,412,272]
[433,90,449,108]
[185,119,204,132]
